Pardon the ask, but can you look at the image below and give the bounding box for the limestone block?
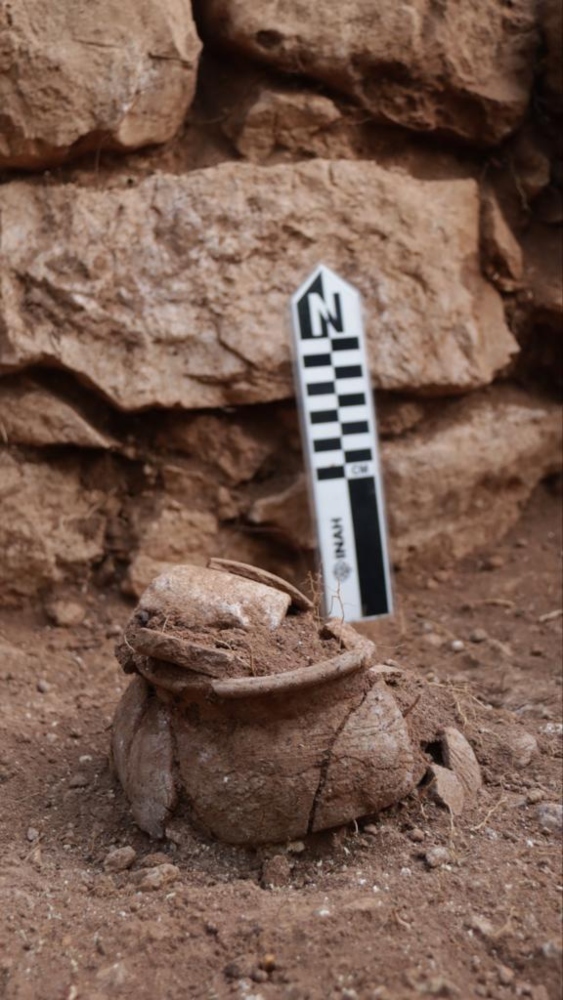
[0,162,517,409]
[223,87,342,162]
[246,387,562,563]
[0,0,201,168]
[199,0,537,144]
[383,387,562,565]
[0,379,112,448]
[0,451,107,604]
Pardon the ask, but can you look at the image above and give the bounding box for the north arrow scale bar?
[291,264,393,621]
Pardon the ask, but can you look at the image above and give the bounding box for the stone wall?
[0,0,561,605]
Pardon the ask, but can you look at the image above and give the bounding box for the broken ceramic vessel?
[111,560,477,844]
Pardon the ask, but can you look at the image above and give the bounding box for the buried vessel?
[111,560,481,845]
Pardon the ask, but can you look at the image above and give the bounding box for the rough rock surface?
[0,452,107,604]
[222,87,343,162]
[522,225,563,330]
[0,379,112,448]
[134,562,292,630]
[384,387,562,565]
[161,413,277,483]
[247,387,562,564]
[249,477,313,552]
[199,0,538,144]
[0,0,201,169]
[0,162,516,408]
[429,763,466,816]
[480,191,524,293]
[441,727,482,797]
[128,502,218,571]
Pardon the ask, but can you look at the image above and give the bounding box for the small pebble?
[469,628,488,644]
[408,827,425,843]
[46,600,86,627]
[497,965,514,986]
[482,554,505,571]
[422,977,458,997]
[68,772,89,788]
[140,852,170,868]
[363,824,378,837]
[541,939,563,961]
[103,846,137,873]
[251,969,268,983]
[259,954,277,973]
[540,722,563,736]
[36,679,50,694]
[26,827,39,842]
[424,846,450,869]
[287,841,305,854]
[450,640,465,653]
[526,788,544,804]
[423,633,444,649]
[135,864,180,892]
[536,802,562,833]
[468,914,494,937]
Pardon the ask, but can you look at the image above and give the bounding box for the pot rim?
[136,648,366,699]
[210,649,365,699]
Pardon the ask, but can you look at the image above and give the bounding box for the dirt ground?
[1,483,561,1000]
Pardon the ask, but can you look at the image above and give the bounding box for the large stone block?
[0,378,113,448]
[247,387,562,564]
[0,161,516,409]
[0,451,107,604]
[382,387,562,564]
[0,0,201,169]
[199,0,537,144]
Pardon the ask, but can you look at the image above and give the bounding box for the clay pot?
[111,560,427,844]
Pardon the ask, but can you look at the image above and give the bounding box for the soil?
[122,611,344,678]
[0,483,561,1000]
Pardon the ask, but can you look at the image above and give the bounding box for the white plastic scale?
[291,264,393,622]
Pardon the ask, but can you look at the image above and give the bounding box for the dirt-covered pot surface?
[112,562,486,845]
[0,485,561,999]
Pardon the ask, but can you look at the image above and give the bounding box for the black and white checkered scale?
[301,334,375,483]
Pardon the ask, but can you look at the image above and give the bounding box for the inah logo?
[331,517,346,560]
[333,560,352,583]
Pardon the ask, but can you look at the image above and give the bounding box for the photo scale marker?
[291,264,393,621]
